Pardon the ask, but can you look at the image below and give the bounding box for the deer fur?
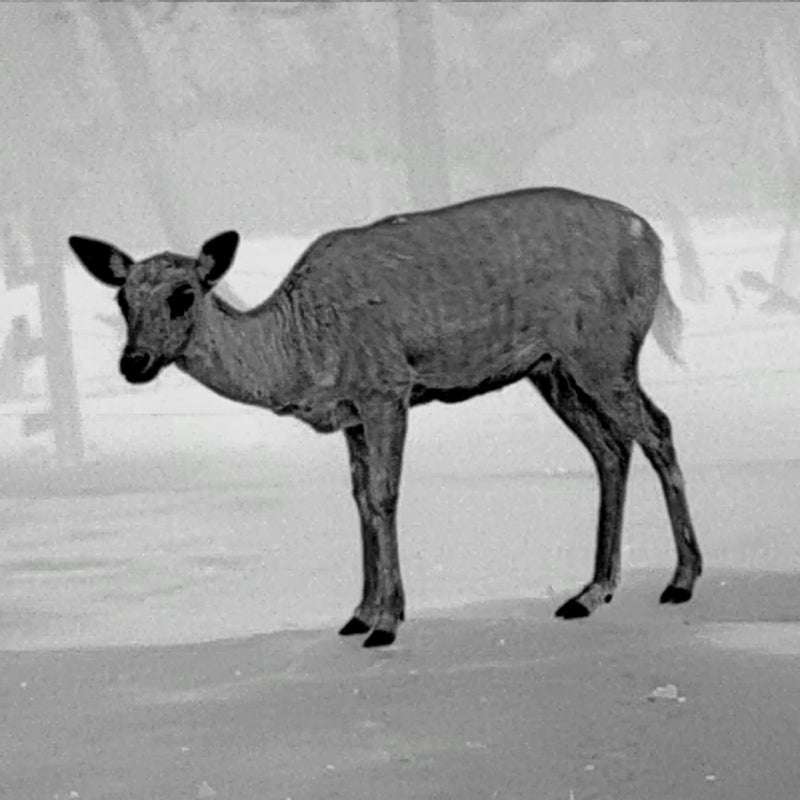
[69,187,702,648]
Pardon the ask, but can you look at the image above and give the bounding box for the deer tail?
[651,277,685,364]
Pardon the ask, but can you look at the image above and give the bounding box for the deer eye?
[167,285,195,318]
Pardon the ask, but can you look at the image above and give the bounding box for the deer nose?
[120,347,153,380]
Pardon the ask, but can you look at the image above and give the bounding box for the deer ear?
[69,236,132,287]
[197,230,239,288]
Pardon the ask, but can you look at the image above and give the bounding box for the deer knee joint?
[667,465,685,492]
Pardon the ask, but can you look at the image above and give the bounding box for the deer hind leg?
[340,397,407,648]
[632,388,702,604]
[530,360,633,618]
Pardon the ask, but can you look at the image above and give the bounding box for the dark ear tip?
[68,236,97,259]
[201,230,240,256]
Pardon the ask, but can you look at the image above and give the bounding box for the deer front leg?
[339,424,379,637]
[339,397,407,648]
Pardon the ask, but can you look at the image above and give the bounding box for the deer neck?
[175,293,294,410]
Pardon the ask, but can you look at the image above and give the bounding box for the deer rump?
[286,187,666,403]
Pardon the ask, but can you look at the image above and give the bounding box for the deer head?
[69,231,239,383]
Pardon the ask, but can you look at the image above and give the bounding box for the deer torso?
[275,188,660,408]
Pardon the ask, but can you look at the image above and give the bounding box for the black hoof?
[339,617,371,636]
[660,585,692,605]
[363,629,396,648]
[555,598,591,619]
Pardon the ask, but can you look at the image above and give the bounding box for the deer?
[69,187,702,648]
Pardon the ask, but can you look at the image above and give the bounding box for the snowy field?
[1,221,799,651]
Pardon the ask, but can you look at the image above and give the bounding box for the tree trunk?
[90,6,246,307]
[91,7,187,249]
[662,201,708,303]
[354,4,389,218]
[31,201,85,464]
[0,5,85,464]
[763,26,800,294]
[395,2,450,209]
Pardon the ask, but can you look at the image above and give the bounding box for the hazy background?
[2,2,800,650]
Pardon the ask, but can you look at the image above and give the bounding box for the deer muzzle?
[120,346,162,383]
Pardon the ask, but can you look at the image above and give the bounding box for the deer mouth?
[120,349,165,383]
